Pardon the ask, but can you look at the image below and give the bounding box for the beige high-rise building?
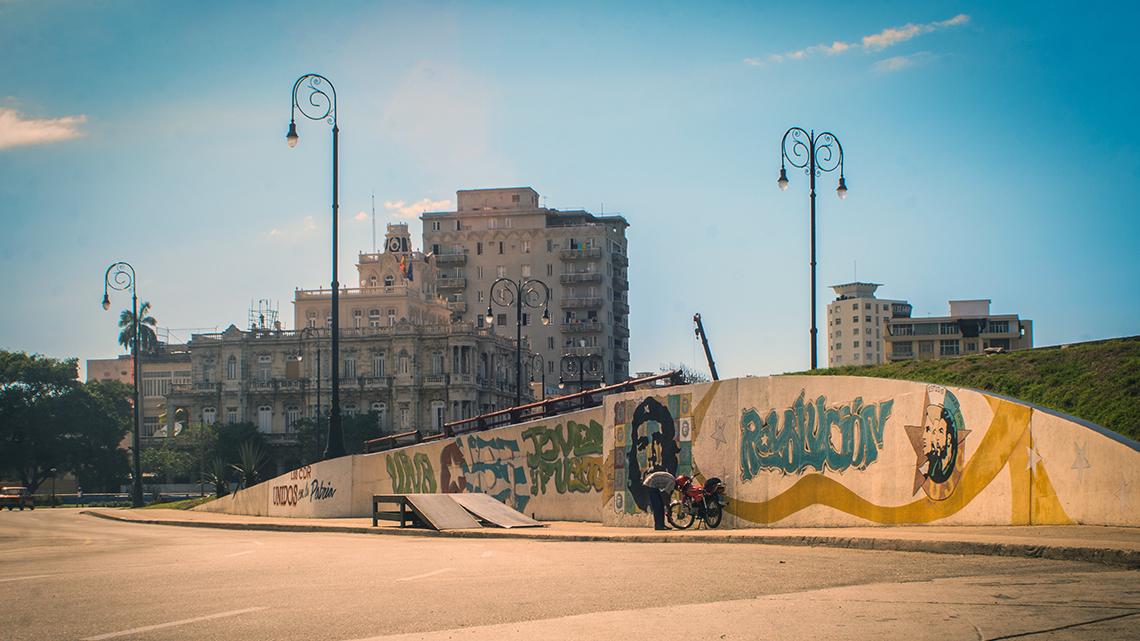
[826,283,912,367]
[421,187,631,392]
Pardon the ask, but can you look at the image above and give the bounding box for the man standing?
[643,468,676,530]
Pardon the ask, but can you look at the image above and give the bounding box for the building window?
[497,314,507,326]
[431,400,446,431]
[866,316,872,323]
[399,355,409,374]
[497,265,506,278]
[431,221,441,231]
[940,323,960,335]
[258,355,272,381]
[965,342,978,351]
[940,340,960,356]
[835,317,842,325]
[388,309,396,326]
[226,356,237,380]
[373,355,385,377]
[548,337,554,349]
[853,316,859,323]
[920,342,934,353]
[343,403,357,418]
[369,309,381,327]
[227,407,238,424]
[344,358,355,378]
[499,242,504,254]
[547,264,553,276]
[835,355,842,363]
[258,406,272,433]
[203,407,216,425]
[853,341,860,348]
[372,402,386,431]
[893,341,914,357]
[989,320,1010,334]
[354,309,362,328]
[522,240,531,253]
[286,405,300,430]
[865,303,872,310]
[835,343,842,350]
[431,351,444,375]
[522,264,531,277]
[547,239,553,252]
[852,303,859,310]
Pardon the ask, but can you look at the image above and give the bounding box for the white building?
[826,282,912,367]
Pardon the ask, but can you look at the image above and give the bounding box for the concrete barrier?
[196,376,1140,529]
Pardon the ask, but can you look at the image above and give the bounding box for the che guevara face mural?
[906,386,970,500]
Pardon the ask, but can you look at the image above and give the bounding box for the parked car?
[0,487,34,510]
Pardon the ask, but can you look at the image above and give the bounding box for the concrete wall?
[197,376,1140,528]
[603,377,1140,528]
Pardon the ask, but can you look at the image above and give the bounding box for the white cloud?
[872,52,936,73]
[0,107,87,149]
[266,215,319,240]
[353,211,369,221]
[384,198,454,219]
[753,14,969,65]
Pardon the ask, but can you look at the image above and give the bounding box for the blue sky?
[2,0,1137,380]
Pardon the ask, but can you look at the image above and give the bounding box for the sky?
[2,0,1138,381]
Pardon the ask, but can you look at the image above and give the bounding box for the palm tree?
[119,301,159,353]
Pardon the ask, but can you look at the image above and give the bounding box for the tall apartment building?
[86,345,191,439]
[885,300,1033,362]
[826,283,912,367]
[421,187,631,392]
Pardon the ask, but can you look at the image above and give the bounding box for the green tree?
[119,300,159,353]
[0,351,131,492]
[213,421,267,468]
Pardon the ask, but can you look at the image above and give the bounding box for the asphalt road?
[1,509,1137,640]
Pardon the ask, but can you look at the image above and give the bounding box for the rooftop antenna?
[371,192,376,254]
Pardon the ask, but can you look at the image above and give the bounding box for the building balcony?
[611,252,628,267]
[437,277,467,289]
[435,253,467,265]
[613,299,629,315]
[450,373,476,386]
[448,301,467,313]
[560,247,602,260]
[613,323,630,339]
[264,433,300,446]
[560,297,603,309]
[612,277,628,291]
[559,273,603,284]
[613,347,630,362]
[560,320,603,333]
[562,346,599,358]
[423,374,447,387]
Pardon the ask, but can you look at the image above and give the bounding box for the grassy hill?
[792,336,1140,442]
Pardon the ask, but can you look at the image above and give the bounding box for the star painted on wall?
[1072,441,1091,484]
[711,420,727,448]
[1115,475,1132,516]
[1025,445,1043,471]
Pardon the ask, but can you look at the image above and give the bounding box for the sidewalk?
[82,507,1140,569]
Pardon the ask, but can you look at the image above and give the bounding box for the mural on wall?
[904,386,970,500]
[270,466,339,508]
[387,450,437,494]
[522,419,605,496]
[739,390,895,478]
[440,435,532,513]
[614,394,692,514]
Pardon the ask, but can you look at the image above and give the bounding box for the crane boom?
[693,313,719,381]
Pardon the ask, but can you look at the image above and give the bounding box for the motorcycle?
[667,475,727,529]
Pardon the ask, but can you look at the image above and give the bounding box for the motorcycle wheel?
[667,500,695,529]
[704,502,723,528]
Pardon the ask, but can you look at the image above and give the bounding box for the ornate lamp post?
[778,127,847,370]
[559,351,600,393]
[528,353,545,400]
[102,261,144,507]
[288,74,346,459]
[485,278,551,407]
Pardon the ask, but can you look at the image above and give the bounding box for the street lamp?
[296,326,322,461]
[528,353,545,400]
[485,277,551,408]
[559,351,600,393]
[102,261,144,508]
[778,127,847,371]
[288,73,346,459]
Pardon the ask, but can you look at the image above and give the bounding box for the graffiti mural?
[739,390,894,479]
[387,450,437,494]
[442,435,533,513]
[271,466,339,507]
[614,394,693,514]
[904,386,970,500]
[522,419,605,496]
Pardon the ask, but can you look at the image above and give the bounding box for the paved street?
[1,509,1137,640]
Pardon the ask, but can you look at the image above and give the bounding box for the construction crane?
[693,313,719,381]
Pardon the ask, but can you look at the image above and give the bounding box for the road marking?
[227,550,255,557]
[396,568,454,582]
[81,606,267,640]
[0,574,51,582]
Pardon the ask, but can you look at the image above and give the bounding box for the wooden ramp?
[450,493,545,528]
[399,494,481,530]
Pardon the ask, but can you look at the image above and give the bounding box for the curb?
[81,510,1140,569]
